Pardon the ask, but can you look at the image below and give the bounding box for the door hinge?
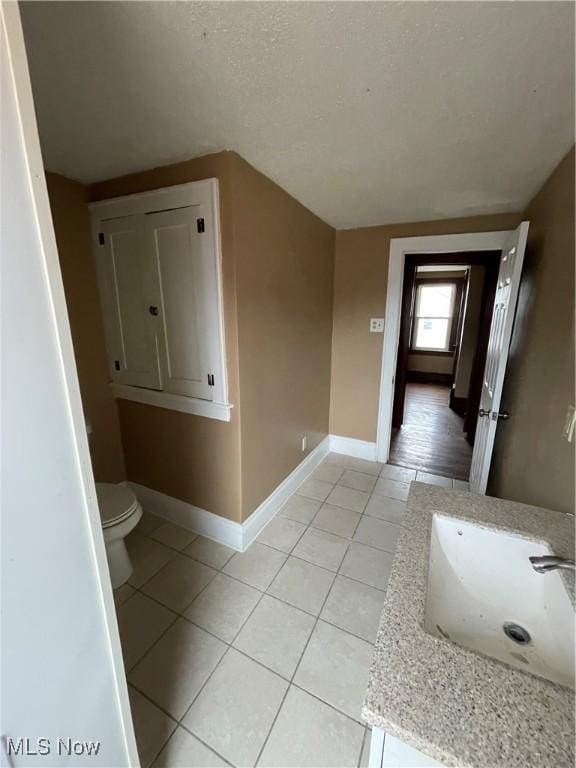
[98,232,105,245]
[197,218,205,234]
[207,373,215,386]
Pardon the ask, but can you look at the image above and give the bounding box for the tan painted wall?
[90,152,243,521]
[46,173,126,482]
[56,143,572,520]
[89,151,335,522]
[489,148,575,514]
[329,213,521,441]
[228,154,335,516]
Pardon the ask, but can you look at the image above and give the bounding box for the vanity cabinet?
[369,728,446,768]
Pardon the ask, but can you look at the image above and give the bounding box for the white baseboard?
[129,482,245,550]
[329,434,377,461]
[241,435,330,550]
[129,435,330,552]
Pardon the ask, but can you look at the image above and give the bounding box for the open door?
[1,5,137,765]
[469,222,529,494]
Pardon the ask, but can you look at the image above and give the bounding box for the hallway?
[389,383,473,481]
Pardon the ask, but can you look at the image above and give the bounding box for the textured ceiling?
[21,1,574,229]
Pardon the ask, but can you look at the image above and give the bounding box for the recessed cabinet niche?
[90,179,230,421]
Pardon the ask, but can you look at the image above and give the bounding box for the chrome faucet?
[529,556,576,573]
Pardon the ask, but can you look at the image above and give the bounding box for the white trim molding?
[111,383,232,421]
[376,230,514,465]
[130,436,330,551]
[329,435,377,461]
[242,436,330,549]
[129,482,244,549]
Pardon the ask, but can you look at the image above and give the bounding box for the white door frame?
[375,230,515,466]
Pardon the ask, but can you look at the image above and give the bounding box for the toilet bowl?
[96,482,142,588]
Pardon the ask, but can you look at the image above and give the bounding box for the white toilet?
[96,482,142,588]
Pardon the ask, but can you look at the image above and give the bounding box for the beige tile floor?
[116,454,466,768]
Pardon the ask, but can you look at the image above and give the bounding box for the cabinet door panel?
[97,216,161,389]
[146,208,212,400]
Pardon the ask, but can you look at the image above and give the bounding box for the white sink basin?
[424,514,575,689]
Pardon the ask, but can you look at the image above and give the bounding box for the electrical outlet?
[370,318,384,333]
[301,436,307,452]
[563,405,575,443]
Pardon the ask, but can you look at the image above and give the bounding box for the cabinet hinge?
[197,218,205,234]
[207,373,215,386]
[98,232,105,245]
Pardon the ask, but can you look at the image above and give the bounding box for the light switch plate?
[370,318,384,333]
[563,405,575,443]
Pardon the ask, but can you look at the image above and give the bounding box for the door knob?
[494,411,510,421]
[478,408,491,417]
[149,305,159,316]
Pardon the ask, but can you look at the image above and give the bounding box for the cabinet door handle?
[478,408,491,417]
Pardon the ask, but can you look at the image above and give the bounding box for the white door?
[1,4,137,765]
[469,222,529,494]
[97,215,162,389]
[146,206,213,400]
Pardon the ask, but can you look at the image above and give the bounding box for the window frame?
[410,278,462,355]
[89,179,231,422]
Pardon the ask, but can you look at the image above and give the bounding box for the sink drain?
[503,622,531,645]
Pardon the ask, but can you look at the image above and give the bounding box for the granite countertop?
[362,482,575,768]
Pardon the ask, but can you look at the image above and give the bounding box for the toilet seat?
[96,483,140,529]
[95,483,142,588]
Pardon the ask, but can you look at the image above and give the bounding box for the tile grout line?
[130,538,296,764]
[256,523,400,561]
[126,474,398,619]
[131,680,235,768]
[288,681,369,729]
[123,487,393,661]
[129,640,358,748]
[122,468,414,678]
[256,494,376,764]
[124,458,459,766]
[120,538,245,678]
[358,722,370,768]
[129,593,269,766]
[253,544,343,766]
[158,463,369,763]
[128,686,177,768]
[125,547,272,676]
[254,473,383,766]
[120,596,180,674]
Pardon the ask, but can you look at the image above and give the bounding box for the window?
[412,282,456,351]
[90,179,230,421]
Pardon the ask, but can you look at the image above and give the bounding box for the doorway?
[389,254,500,481]
[376,225,529,493]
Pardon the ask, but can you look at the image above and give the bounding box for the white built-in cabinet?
[90,179,230,421]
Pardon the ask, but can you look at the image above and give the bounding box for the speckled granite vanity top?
[363,482,575,768]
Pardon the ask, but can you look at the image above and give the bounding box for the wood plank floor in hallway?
[389,382,472,481]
